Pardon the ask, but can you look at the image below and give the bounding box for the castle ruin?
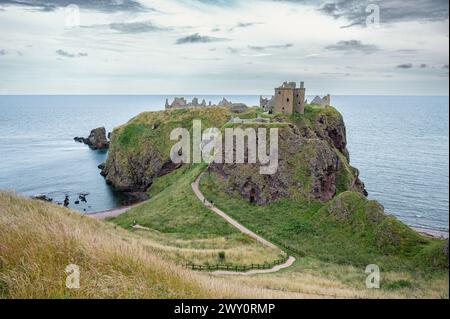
[260,81,331,114]
[165,97,248,113]
[310,94,331,107]
[260,81,305,114]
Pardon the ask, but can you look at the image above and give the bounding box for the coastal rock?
[63,195,69,207]
[74,127,109,150]
[101,108,230,193]
[74,136,87,143]
[208,108,366,204]
[120,191,150,205]
[78,193,88,203]
[102,141,166,191]
[32,194,53,202]
[86,127,109,150]
[102,106,364,204]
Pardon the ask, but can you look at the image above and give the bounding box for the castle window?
[286,98,290,102]
[278,91,281,94]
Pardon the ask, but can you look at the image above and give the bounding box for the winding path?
[191,172,296,275]
[90,171,296,275]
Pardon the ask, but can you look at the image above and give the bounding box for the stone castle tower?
[273,81,306,115]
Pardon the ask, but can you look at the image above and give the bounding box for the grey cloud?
[443,64,449,69]
[317,0,449,28]
[175,33,229,44]
[0,0,147,12]
[325,40,379,53]
[56,49,88,58]
[248,43,293,51]
[236,22,258,28]
[396,49,419,54]
[227,47,239,54]
[396,63,436,69]
[109,22,168,34]
[226,22,263,32]
[396,63,413,69]
[0,49,6,56]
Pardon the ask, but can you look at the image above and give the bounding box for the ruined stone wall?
[274,88,295,114]
[293,88,305,114]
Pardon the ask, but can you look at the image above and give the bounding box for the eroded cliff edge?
[101,105,366,204]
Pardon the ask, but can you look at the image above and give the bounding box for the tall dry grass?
[2,192,446,299]
[0,191,316,299]
[0,191,213,298]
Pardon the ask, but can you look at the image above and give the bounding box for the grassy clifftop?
[102,107,231,191]
[103,105,364,202]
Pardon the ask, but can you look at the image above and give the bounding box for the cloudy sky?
[0,0,448,95]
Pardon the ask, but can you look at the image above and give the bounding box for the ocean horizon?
[0,95,448,232]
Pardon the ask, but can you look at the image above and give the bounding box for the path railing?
[184,256,289,272]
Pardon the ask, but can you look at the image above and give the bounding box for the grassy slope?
[108,107,285,266]
[108,105,447,297]
[0,192,211,298]
[109,164,283,266]
[0,191,310,299]
[199,171,449,296]
[1,192,447,299]
[111,107,232,159]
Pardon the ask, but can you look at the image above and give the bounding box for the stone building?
[260,81,306,115]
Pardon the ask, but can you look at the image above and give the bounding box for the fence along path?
[191,172,296,276]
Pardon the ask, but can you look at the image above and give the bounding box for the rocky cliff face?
[209,107,365,204]
[101,108,231,192]
[102,106,365,203]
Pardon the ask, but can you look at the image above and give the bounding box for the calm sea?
[0,95,448,231]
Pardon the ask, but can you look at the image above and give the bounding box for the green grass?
[108,164,282,266]
[223,122,289,128]
[110,107,232,158]
[111,164,235,236]
[199,171,448,273]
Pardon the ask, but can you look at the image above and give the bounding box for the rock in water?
[63,195,70,207]
[74,136,87,143]
[78,193,88,203]
[32,194,53,202]
[86,127,109,150]
[74,127,109,150]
